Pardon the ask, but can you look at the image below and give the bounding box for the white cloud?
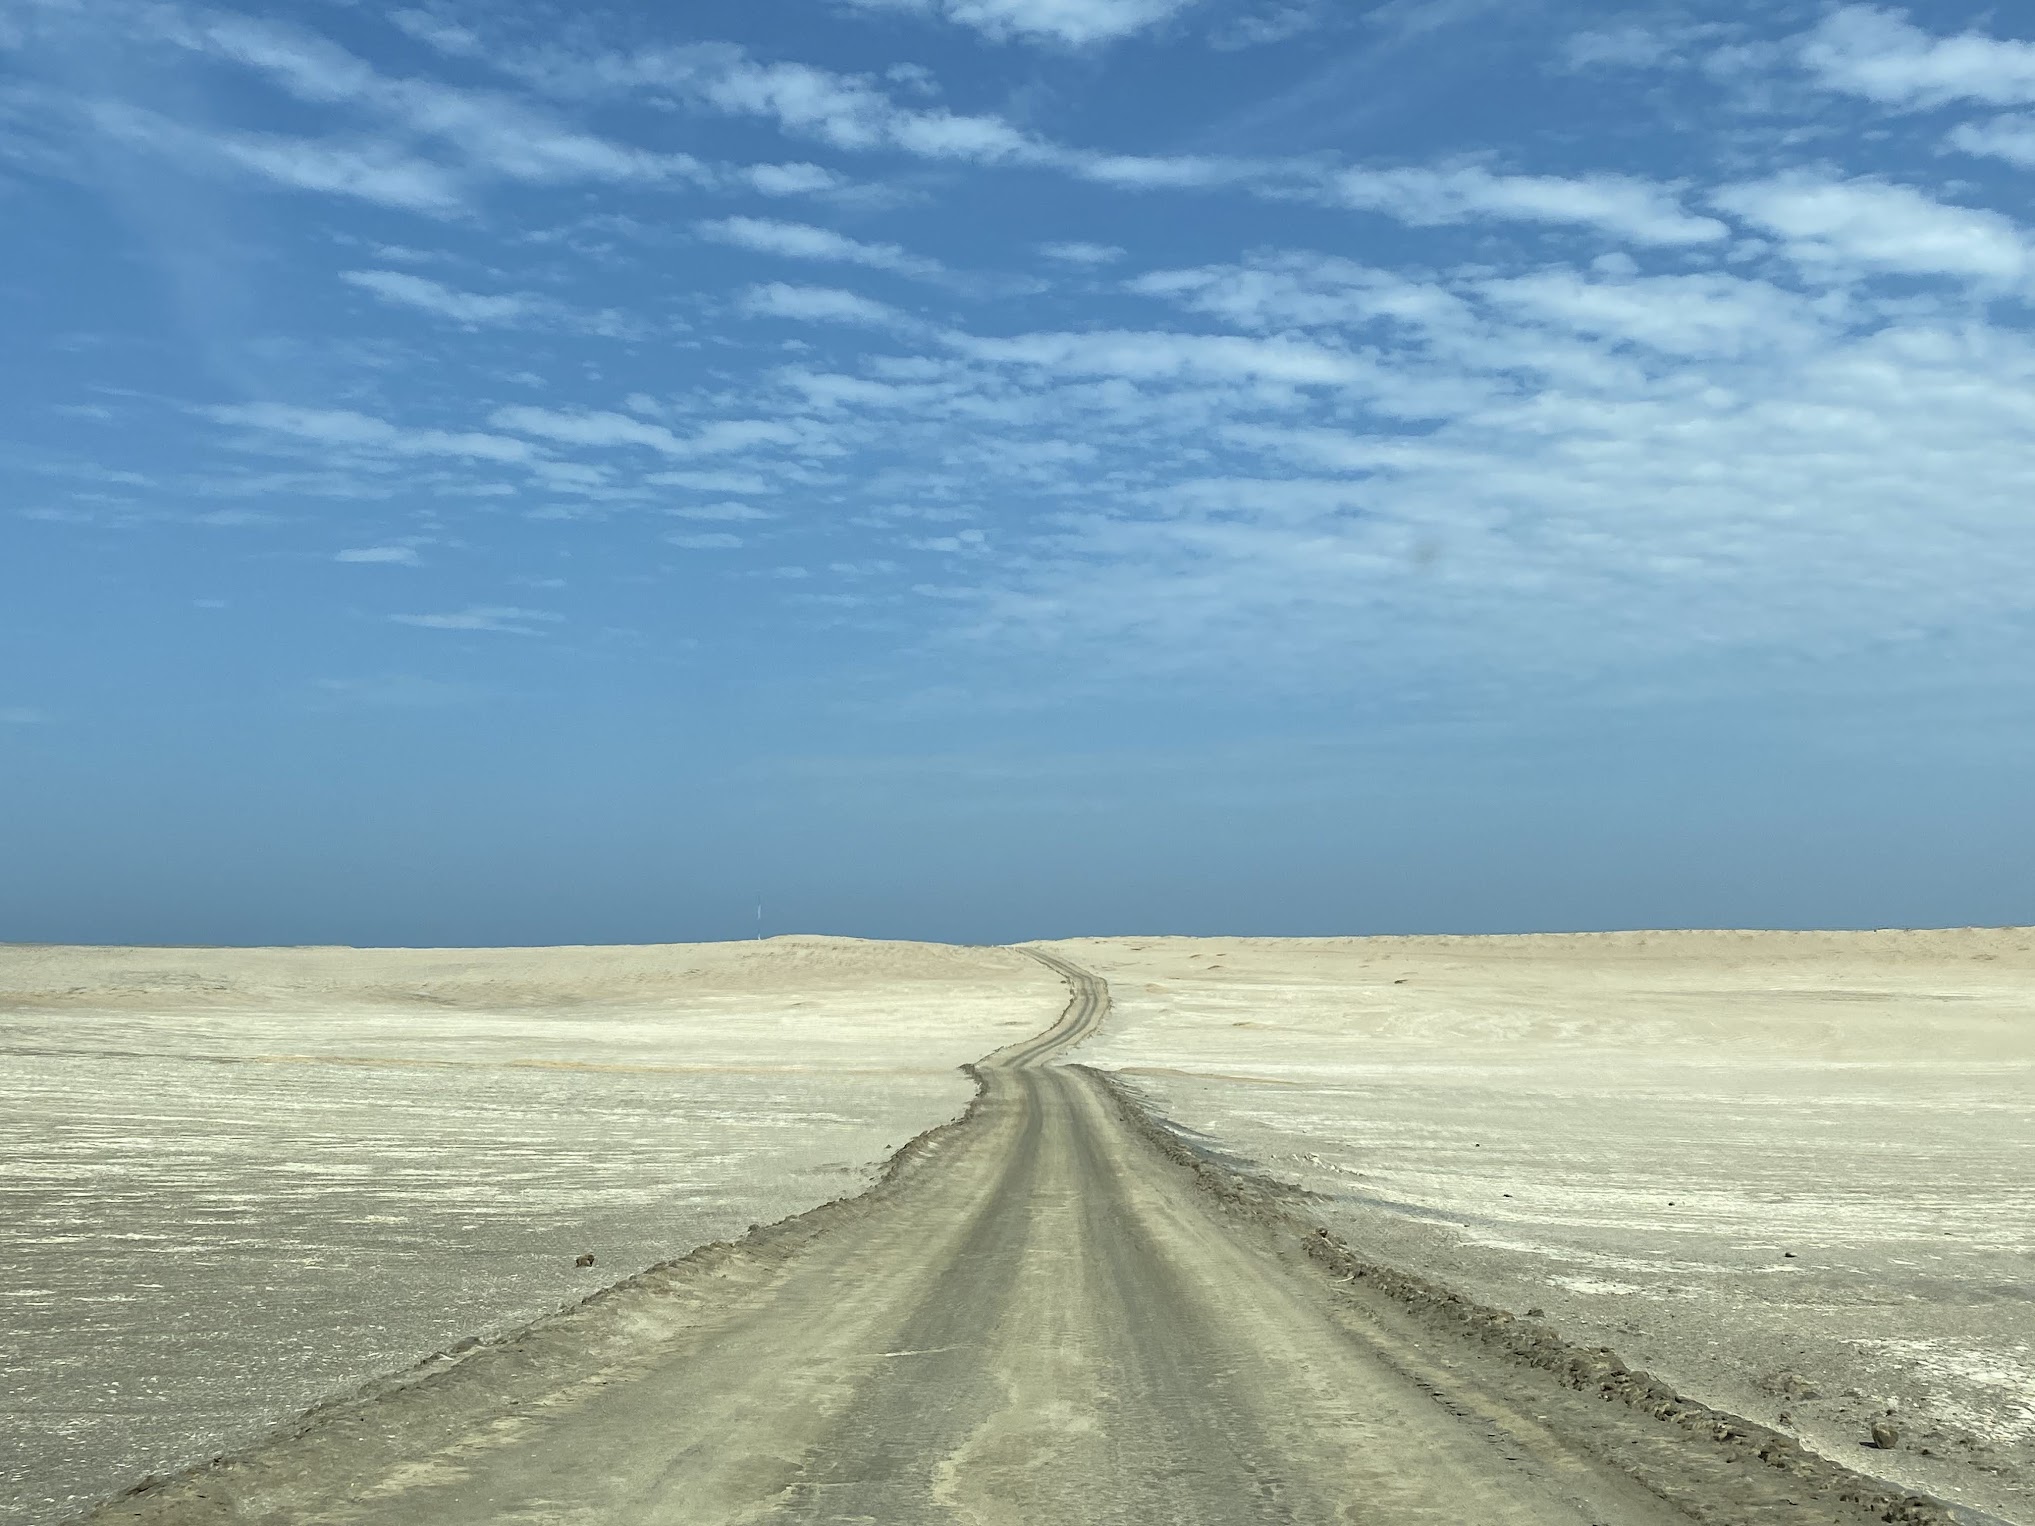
[1325,164,1728,246]
[82,100,463,213]
[645,469,774,491]
[203,134,461,211]
[739,281,913,326]
[339,269,642,336]
[489,406,686,453]
[947,320,2035,684]
[29,5,859,216]
[1949,113,2035,167]
[684,53,1048,162]
[387,9,482,58]
[955,328,1372,385]
[602,225,2035,694]
[1070,152,1265,189]
[906,528,989,552]
[1799,6,2035,109]
[1130,254,1471,335]
[1476,271,1828,358]
[696,216,943,278]
[203,403,537,463]
[1563,24,1707,71]
[336,545,420,564]
[389,605,562,632]
[1714,174,2033,285]
[666,531,744,548]
[171,12,714,187]
[490,405,817,457]
[833,0,1197,47]
[341,270,537,325]
[0,706,50,725]
[742,161,846,195]
[493,35,1741,251]
[669,502,777,520]
[1210,3,1330,50]
[524,41,1256,188]
[1040,241,1126,264]
[193,508,284,527]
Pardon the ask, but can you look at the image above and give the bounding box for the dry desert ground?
[0,937,1065,1525]
[3,928,2030,1525]
[1055,928,2035,1523]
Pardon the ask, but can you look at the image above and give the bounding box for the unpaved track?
[88,953,1946,1525]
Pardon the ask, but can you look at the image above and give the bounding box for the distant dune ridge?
[0,934,1041,1012]
[1054,927,2035,1524]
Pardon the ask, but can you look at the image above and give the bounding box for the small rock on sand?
[1871,1421,1900,1450]
[575,1253,596,1268]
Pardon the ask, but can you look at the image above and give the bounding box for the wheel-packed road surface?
[91,952,1942,1526]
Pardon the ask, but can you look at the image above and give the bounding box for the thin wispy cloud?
[158,9,715,188]
[833,0,1197,47]
[342,271,541,325]
[6,1,854,216]
[1322,165,1726,246]
[488,405,823,458]
[696,216,945,279]
[1039,241,1125,265]
[387,10,485,59]
[669,501,777,520]
[336,545,421,564]
[739,281,917,327]
[592,44,1054,164]
[203,404,537,464]
[340,269,644,336]
[953,327,1372,385]
[79,98,465,213]
[389,605,562,633]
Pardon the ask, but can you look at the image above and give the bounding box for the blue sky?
[4,0,2033,944]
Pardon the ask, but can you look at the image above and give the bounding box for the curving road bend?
[92,952,1905,1526]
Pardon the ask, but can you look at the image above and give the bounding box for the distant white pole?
[756,898,763,940]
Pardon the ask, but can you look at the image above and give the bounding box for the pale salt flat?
[0,937,1064,1525]
[1052,929,2035,1524]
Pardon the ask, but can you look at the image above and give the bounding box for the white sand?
[0,936,1065,1525]
[1052,929,2035,1523]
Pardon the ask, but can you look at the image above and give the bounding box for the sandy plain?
[82,953,1881,1526]
[0,937,1064,1526]
[1052,929,2035,1524]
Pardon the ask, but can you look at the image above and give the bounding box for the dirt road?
[89,952,1971,1526]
